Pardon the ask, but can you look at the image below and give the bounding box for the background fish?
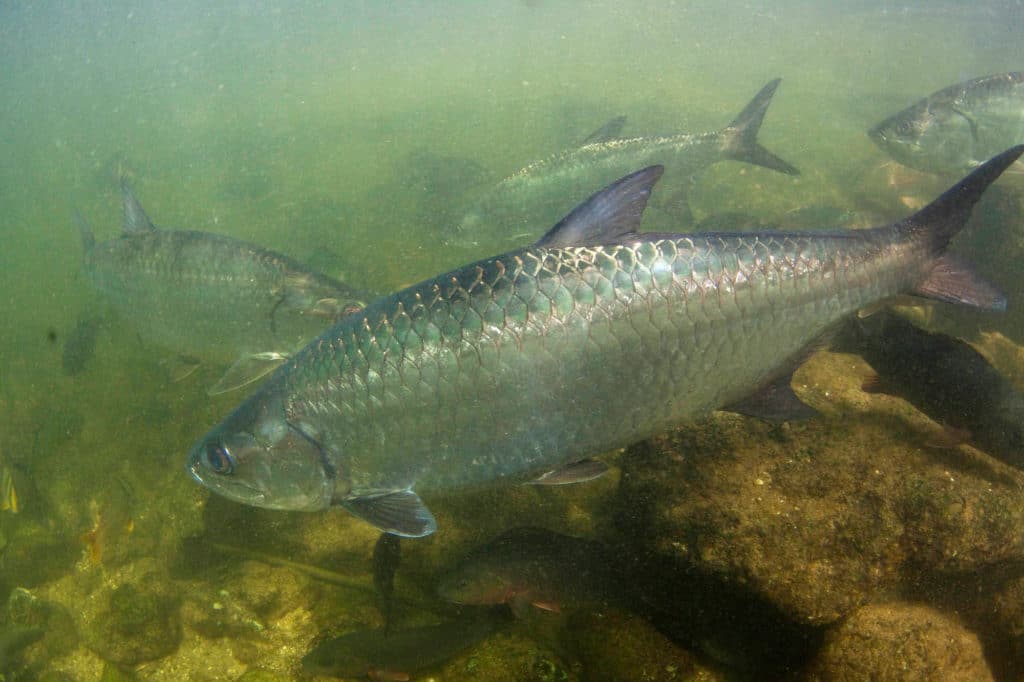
[60,315,104,376]
[456,78,799,247]
[870,71,1024,175]
[836,308,1024,470]
[79,180,370,393]
[187,147,1022,537]
[437,527,625,617]
[301,610,506,680]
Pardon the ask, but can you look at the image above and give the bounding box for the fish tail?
[74,209,95,252]
[900,144,1024,310]
[722,78,800,176]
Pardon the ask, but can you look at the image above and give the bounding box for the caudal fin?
[902,144,1024,311]
[722,78,800,176]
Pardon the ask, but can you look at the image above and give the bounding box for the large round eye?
[204,442,235,475]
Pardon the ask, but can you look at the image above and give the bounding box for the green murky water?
[2,1,1024,679]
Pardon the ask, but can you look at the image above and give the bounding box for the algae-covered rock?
[613,350,1024,627]
[438,630,579,682]
[0,519,78,590]
[84,575,182,665]
[566,609,726,682]
[803,603,993,681]
[235,669,289,682]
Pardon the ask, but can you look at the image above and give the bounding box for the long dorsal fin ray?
[534,165,664,249]
[120,177,157,233]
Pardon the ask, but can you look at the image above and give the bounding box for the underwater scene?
[3,0,1024,679]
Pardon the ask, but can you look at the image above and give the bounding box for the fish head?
[187,385,336,511]
[869,102,978,174]
[437,561,516,606]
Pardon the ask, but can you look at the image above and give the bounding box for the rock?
[84,573,182,666]
[803,603,993,681]
[566,608,727,682]
[612,350,1024,627]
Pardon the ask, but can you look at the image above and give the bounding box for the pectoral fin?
[208,352,289,395]
[343,490,438,538]
[528,459,609,485]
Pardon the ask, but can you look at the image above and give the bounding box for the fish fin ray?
[722,78,800,176]
[528,459,609,485]
[534,165,664,248]
[208,352,289,395]
[912,254,1006,311]
[579,115,627,145]
[343,490,437,538]
[120,177,157,233]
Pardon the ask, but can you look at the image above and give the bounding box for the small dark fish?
[436,527,621,617]
[373,533,402,635]
[837,309,1024,469]
[301,610,506,680]
[61,315,104,376]
[870,71,1024,175]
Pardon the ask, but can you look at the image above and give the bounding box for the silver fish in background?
[79,180,369,393]
[457,78,799,246]
[187,146,1023,537]
[870,71,1024,175]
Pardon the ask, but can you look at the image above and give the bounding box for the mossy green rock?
[86,581,181,665]
[803,603,993,681]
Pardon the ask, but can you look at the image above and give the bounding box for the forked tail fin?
[901,144,1024,254]
[722,78,800,176]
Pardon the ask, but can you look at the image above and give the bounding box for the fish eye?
[204,442,235,475]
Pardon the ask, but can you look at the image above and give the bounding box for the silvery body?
[188,147,1022,536]
[458,79,798,246]
[871,71,1024,175]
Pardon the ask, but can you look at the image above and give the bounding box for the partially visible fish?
[457,78,798,246]
[187,147,1022,538]
[79,179,370,393]
[301,610,507,681]
[836,309,1024,469]
[436,527,622,617]
[61,315,104,376]
[870,71,1024,175]
[373,532,402,635]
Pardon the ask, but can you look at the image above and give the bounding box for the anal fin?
[343,490,437,538]
[724,374,818,423]
[913,254,1005,311]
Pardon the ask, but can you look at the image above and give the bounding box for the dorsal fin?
[534,165,664,249]
[120,177,157,233]
[580,115,627,145]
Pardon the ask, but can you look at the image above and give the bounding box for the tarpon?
[79,179,369,393]
[457,78,799,246]
[187,146,1023,537]
[870,71,1024,175]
